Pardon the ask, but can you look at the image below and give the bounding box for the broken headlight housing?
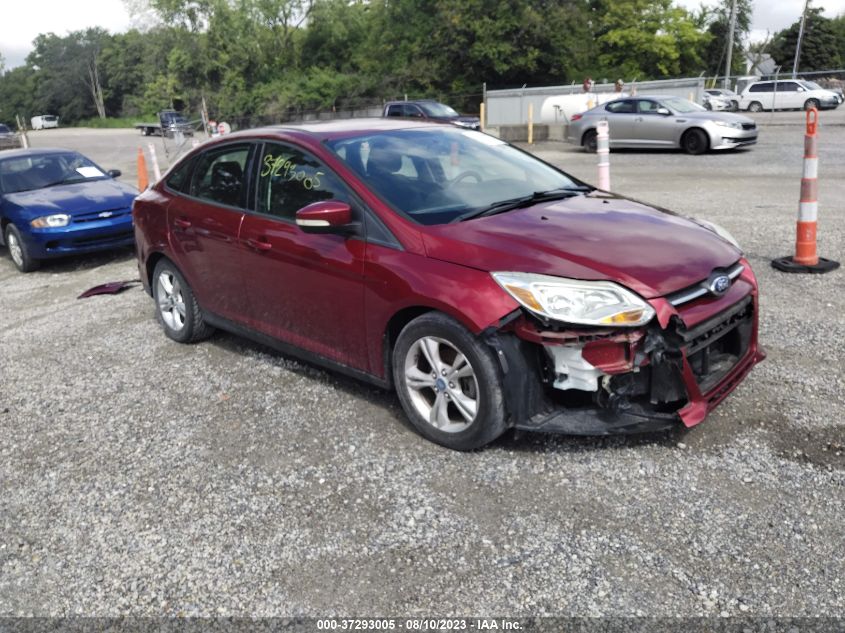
[492,272,655,327]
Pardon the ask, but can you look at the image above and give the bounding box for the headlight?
[30,213,71,228]
[712,120,742,129]
[492,272,655,326]
[694,218,742,251]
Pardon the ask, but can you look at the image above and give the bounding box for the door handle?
[173,217,191,229]
[246,238,273,252]
[634,116,643,122]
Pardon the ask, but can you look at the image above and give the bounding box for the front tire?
[748,101,763,113]
[4,224,40,273]
[804,98,820,111]
[682,128,709,155]
[392,312,508,450]
[152,259,214,343]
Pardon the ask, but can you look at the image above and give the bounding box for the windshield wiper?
[43,177,88,188]
[453,187,589,223]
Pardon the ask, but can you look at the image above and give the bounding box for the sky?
[2,0,845,71]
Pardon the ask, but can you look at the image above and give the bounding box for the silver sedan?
[566,95,758,155]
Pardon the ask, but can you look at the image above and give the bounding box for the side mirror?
[295,200,357,235]
[656,107,671,115]
[108,169,121,178]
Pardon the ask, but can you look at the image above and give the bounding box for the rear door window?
[189,144,251,208]
[606,100,635,113]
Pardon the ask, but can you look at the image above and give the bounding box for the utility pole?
[793,0,811,78]
[724,0,738,90]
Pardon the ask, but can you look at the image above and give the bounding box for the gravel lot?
[1,113,844,618]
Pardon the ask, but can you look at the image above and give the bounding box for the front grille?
[742,123,756,130]
[72,208,131,224]
[666,261,745,307]
[71,230,134,246]
[678,296,754,393]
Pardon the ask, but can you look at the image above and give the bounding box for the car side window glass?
[637,100,662,114]
[387,105,403,117]
[749,84,764,93]
[779,82,799,91]
[189,145,250,208]
[257,143,350,221]
[606,100,635,114]
[166,158,193,193]
[405,104,424,118]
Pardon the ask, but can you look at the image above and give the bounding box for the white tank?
[540,93,628,124]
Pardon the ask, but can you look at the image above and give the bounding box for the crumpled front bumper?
[488,259,764,435]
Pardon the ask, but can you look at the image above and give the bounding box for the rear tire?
[392,312,508,451]
[583,129,598,153]
[748,101,763,113]
[152,259,214,343]
[682,128,709,155]
[804,98,820,111]
[4,224,40,273]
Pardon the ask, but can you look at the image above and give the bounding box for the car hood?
[422,192,741,299]
[2,178,137,217]
[682,111,754,124]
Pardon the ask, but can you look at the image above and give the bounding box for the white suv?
[740,80,840,112]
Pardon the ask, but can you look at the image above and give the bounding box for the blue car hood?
[3,179,137,218]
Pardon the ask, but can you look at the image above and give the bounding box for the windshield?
[418,102,460,118]
[327,128,584,225]
[0,152,108,194]
[662,97,706,113]
[800,81,823,90]
[0,124,11,134]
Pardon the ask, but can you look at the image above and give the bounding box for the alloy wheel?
[6,232,23,268]
[156,270,187,331]
[404,336,479,433]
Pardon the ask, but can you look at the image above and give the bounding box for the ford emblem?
[709,275,731,296]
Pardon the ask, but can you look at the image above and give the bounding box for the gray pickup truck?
[135,110,195,137]
[382,100,480,130]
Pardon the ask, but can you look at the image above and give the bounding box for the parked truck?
[135,110,194,137]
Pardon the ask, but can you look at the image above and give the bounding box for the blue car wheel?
[4,224,40,273]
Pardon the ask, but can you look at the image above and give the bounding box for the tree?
[770,7,842,72]
[595,0,712,78]
[701,0,754,76]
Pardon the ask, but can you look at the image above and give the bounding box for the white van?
[30,115,59,130]
[740,80,840,112]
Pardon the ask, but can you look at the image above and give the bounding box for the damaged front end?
[486,260,765,435]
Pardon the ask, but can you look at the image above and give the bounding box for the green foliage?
[701,0,754,76]
[770,8,843,72]
[5,0,843,126]
[74,116,144,128]
[596,0,711,78]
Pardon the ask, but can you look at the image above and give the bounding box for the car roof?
[222,117,455,142]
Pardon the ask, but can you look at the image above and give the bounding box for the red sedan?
[132,119,764,450]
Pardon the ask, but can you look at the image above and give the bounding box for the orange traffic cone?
[137,147,149,191]
[772,108,839,274]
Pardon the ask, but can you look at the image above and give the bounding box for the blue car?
[0,148,137,272]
